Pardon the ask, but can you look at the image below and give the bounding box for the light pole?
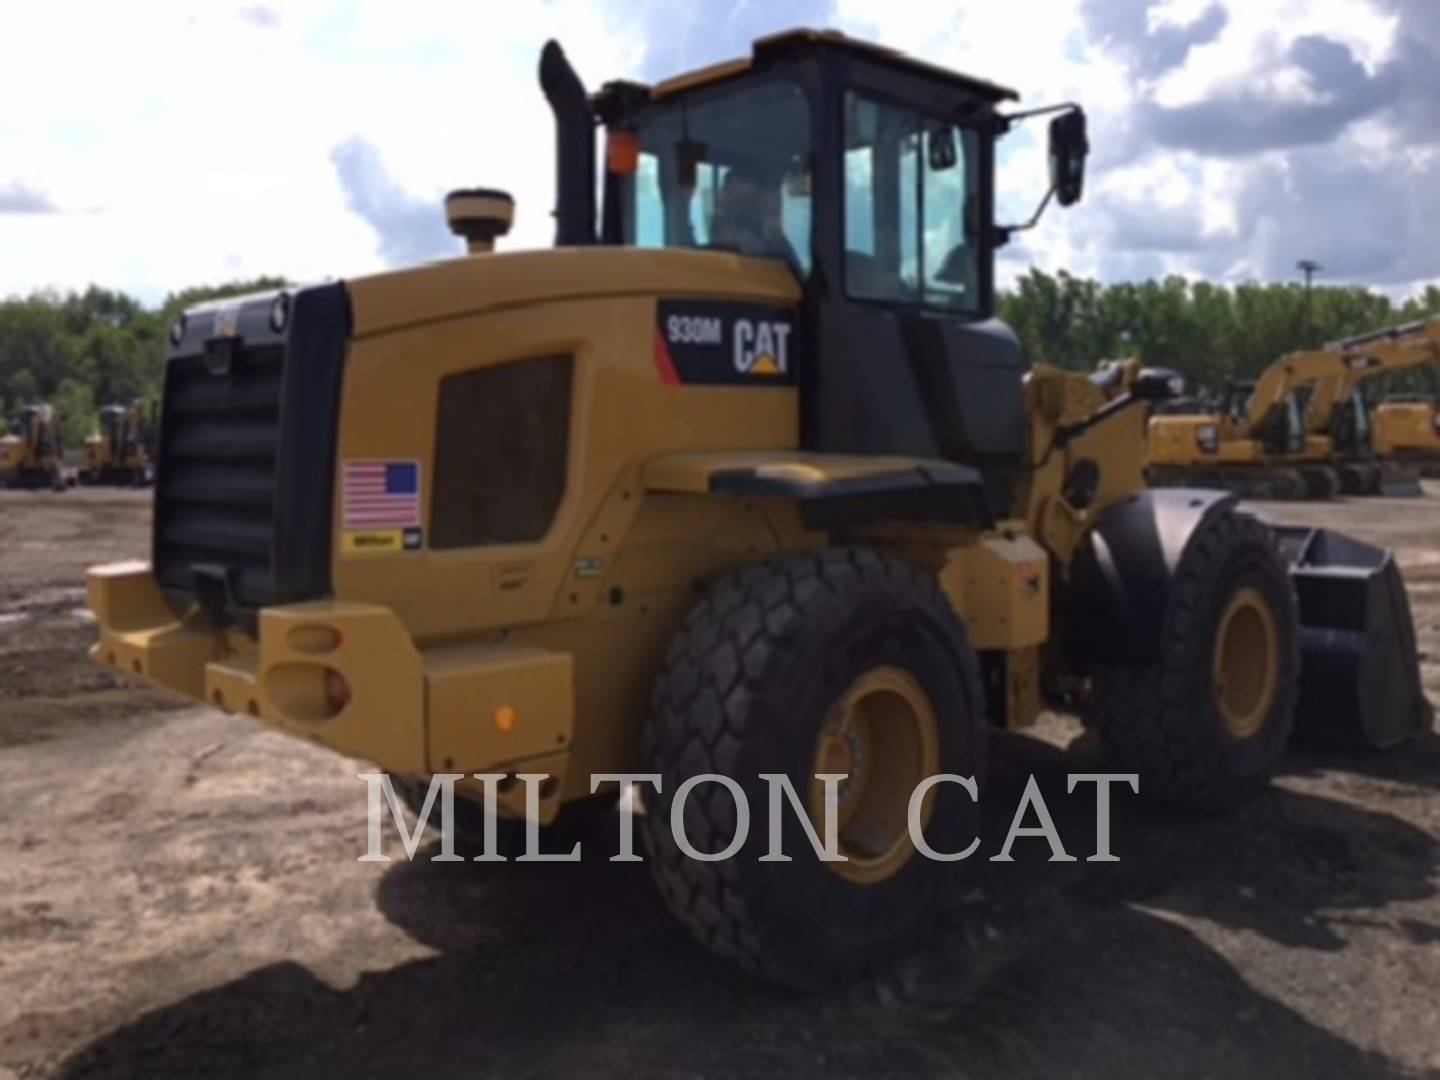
[1297,259,1322,346]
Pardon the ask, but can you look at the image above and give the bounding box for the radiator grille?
[150,283,350,621]
[153,345,283,606]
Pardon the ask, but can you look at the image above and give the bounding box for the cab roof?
[647,28,1019,103]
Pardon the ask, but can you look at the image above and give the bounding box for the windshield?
[624,80,812,272]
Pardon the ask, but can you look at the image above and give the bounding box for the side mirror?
[928,126,958,171]
[1048,109,1089,208]
[995,102,1090,243]
[1134,367,1185,402]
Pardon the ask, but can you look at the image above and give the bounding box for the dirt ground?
[1,485,1437,1079]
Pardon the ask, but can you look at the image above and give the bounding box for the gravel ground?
[0,485,1436,1079]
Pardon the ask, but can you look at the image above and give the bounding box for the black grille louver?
[152,284,350,621]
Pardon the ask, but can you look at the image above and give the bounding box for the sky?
[1,0,1437,303]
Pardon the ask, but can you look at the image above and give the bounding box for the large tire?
[641,548,985,989]
[1082,508,1299,813]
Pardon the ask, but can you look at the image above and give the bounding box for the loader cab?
[18,405,58,459]
[98,406,124,452]
[566,30,1089,513]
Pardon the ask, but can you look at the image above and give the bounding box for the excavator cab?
[1218,380,1304,457]
[1262,393,1306,457]
[1328,388,1372,457]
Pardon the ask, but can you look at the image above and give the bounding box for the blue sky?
[2,0,1436,302]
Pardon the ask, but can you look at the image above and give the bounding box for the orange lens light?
[607,128,639,175]
[494,705,516,733]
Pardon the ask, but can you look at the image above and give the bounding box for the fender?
[1058,488,1238,667]
[643,451,996,530]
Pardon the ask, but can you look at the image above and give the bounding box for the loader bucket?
[1274,526,1432,748]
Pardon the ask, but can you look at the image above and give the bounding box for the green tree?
[0,297,80,400]
[52,377,96,449]
[0,277,285,425]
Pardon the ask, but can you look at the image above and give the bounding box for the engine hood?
[345,246,801,340]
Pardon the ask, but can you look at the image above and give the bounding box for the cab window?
[843,92,979,312]
[627,80,812,273]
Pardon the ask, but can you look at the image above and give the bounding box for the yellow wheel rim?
[1212,586,1279,739]
[809,666,940,886]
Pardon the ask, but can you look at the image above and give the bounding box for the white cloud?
[0,0,642,301]
[1,0,1435,302]
[838,0,1437,296]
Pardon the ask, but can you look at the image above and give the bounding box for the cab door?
[805,90,1028,512]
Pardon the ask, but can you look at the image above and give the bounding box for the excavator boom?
[1303,317,1440,434]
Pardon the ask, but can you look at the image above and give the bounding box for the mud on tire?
[641,548,985,990]
[1083,508,1300,813]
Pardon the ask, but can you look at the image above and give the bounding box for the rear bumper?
[88,562,576,817]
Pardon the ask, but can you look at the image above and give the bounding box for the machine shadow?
[58,733,1432,1079]
[977,732,1438,954]
[1285,728,1440,795]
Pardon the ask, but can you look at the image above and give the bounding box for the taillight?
[324,669,352,714]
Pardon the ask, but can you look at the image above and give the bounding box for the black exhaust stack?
[539,40,596,246]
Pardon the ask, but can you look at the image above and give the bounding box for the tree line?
[0,277,285,447]
[999,271,1440,394]
[3,270,1437,447]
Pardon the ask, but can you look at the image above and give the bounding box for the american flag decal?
[343,460,421,528]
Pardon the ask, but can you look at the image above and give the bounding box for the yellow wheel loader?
[1,404,68,491]
[86,31,1430,988]
[1297,319,1440,496]
[79,402,153,486]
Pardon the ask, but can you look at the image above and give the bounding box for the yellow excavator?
[79,402,153,486]
[1,404,68,491]
[1148,364,1339,500]
[1149,319,1440,498]
[1298,318,1440,495]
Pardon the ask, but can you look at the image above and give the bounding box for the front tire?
[1082,508,1299,813]
[642,549,985,989]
